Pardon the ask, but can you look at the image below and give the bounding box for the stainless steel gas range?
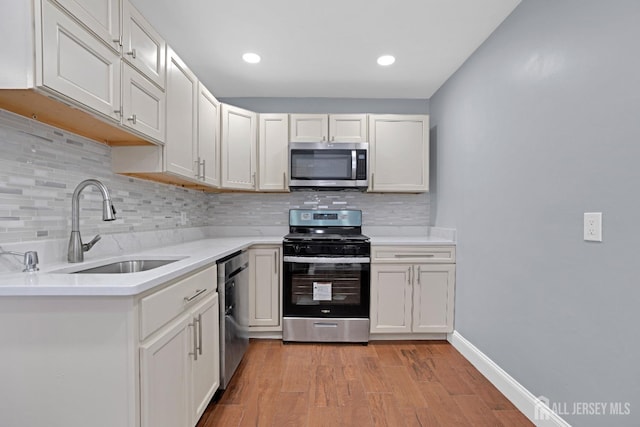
[282,209,370,343]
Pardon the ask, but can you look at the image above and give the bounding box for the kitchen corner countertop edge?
[0,236,455,296]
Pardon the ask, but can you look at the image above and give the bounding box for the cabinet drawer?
[140,265,217,340]
[372,246,456,263]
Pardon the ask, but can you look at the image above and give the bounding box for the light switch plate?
[584,212,602,242]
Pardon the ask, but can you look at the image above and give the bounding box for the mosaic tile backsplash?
[0,108,430,245]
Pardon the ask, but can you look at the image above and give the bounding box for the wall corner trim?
[447,331,572,427]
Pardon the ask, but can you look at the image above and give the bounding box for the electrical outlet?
[180,211,187,225]
[584,212,602,242]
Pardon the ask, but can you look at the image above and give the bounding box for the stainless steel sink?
[71,259,179,274]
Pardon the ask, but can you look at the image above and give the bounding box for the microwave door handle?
[351,150,357,180]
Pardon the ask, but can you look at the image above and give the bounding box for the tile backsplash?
[0,109,209,244]
[0,108,430,246]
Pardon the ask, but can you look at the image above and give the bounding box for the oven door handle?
[283,256,370,264]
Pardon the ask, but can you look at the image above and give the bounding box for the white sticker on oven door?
[313,282,332,301]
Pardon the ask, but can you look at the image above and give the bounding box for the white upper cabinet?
[328,114,368,142]
[122,0,165,89]
[258,114,289,192]
[290,114,367,143]
[121,63,165,143]
[221,104,257,190]
[53,0,121,51]
[289,114,328,142]
[197,83,221,187]
[368,114,429,192]
[165,46,198,179]
[40,0,121,122]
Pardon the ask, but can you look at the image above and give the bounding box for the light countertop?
[0,237,281,297]
[0,235,454,297]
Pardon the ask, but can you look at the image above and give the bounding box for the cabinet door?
[221,104,257,190]
[369,115,429,192]
[53,0,121,51]
[249,247,281,328]
[140,314,190,427]
[121,63,165,143]
[165,47,198,179]
[258,114,289,191]
[197,83,220,187]
[329,114,367,142]
[41,0,121,122]
[413,264,455,333]
[190,293,220,425]
[122,0,165,89]
[370,264,413,333]
[289,114,328,142]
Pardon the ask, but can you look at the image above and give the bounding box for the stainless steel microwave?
[289,142,368,190]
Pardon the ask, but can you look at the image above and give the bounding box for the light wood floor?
[196,339,533,427]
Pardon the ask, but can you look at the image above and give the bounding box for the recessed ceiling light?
[377,55,395,66]
[242,52,261,64]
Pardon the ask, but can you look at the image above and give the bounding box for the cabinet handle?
[194,158,200,178]
[322,136,326,142]
[201,159,206,180]
[189,319,198,361]
[416,266,421,284]
[112,36,122,46]
[274,252,278,275]
[126,48,136,59]
[114,109,122,117]
[394,254,435,258]
[371,173,375,190]
[283,172,287,188]
[252,172,256,187]
[197,313,203,355]
[127,114,137,125]
[331,136,335,142]
[184,288,207,302]
[408,267,412,285]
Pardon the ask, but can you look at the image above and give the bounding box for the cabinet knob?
[126,48,137,59]
[126,114,137,125]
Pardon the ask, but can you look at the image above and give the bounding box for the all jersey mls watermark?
[535,396,632,421]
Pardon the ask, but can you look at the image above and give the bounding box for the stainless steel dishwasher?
[217,250,249,389]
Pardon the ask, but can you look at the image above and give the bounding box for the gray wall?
[219,97,429,114]
[430,1,640,425]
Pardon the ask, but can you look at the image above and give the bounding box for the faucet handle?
[23,251,39,272]
[82,235,102,252]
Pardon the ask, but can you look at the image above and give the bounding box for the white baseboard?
[448,331,571,427]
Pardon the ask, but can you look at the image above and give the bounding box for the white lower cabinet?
[190,293,220,423]
[248,245,282,330]
[139,292,219,427]
[0,264,220,427]
[140,313,191,427]
[370,246,456,335]
[139,265,220,427]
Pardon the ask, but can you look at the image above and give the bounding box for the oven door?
[283,256,370,318]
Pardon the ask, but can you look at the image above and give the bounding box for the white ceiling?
[130,0,521,99]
